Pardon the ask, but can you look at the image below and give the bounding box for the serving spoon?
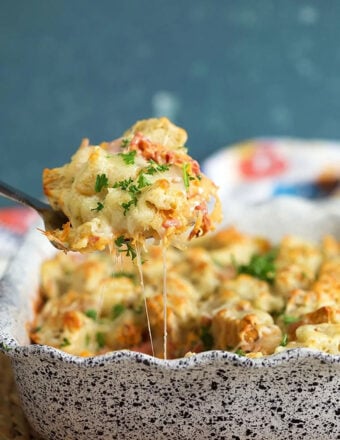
[0,180,68,249]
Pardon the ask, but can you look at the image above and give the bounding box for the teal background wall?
[1,1,340,204]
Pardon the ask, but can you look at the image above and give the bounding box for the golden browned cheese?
[275,236,323,297]
[211,309,282,355]
[42,117,222,253]
[31,227,340,358]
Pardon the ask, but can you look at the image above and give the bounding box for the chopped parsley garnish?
[182,163,190,190]
[115,235,126,247]
[33,325,42,333]
[235,348,246,356]
[112,161,168,215]
[112,304,125,320]
[114,235,137,260]
[113,175,151,215]
[281,333,288,347]
[60,337,71,348]
[201,326,214,350]
[122,199,137,215]
[95,173,109,192]
[282,315,300,325]
[125,242,137,259]
[113,177,134,191]
[121,187,139,215]
[121,138,130,148]
[127,183,140,195]
[96,332,105,349]
[119,150,137,165]
[236,249,277,283]
[111,271,136,281]
[145,160,170,175]
[85,309,97,320]
[91,202,104,212]
[137,173,151,188]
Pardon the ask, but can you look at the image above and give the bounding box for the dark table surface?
[1,0,340,206]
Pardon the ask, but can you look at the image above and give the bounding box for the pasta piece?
[199,226,271,267]
[31,308,98,357]
[275,236,322,296]
[284,306,340,341]
[102,309,145,352]
[276,324,340,355]
[284,288,337,318]
[211,308,282,355]
[218,274,284,314]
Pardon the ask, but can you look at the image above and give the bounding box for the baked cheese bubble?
[42,117,222,253]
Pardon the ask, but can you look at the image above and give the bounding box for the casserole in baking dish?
[1,198,339,440]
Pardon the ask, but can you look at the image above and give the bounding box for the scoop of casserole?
[42,117,222,253]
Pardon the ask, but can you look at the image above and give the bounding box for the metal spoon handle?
[0,180,50,214]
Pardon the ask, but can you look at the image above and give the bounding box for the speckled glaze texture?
[1,199,340,440]
[7,348,340,440]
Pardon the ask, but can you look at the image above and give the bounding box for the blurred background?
[1,0,340,205]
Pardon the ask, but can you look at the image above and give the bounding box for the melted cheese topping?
[30,227,340,358]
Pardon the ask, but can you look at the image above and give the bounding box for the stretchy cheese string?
[136,245,155,357]
[162,241,168,360]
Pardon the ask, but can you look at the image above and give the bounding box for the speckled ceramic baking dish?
[1,198,340,440]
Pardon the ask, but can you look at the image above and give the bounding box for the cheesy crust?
[31,227,340,359]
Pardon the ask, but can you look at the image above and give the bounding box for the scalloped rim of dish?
[2,335,339,369]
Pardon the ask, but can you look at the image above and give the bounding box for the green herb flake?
[121,138,130,148]
[115,235,126,247]
[182,163,190,190]
[145,161,170,175]
[156,163,170,172]
[85,334,90,347]
[201,326,214,350]
[112,177,134,191]
[111,271,136,281]
[95,173,109,192]
[33,325,42,333]
[235,348,246,357]
[119,150,137,165]
[128,184,140,195]
[112,304,126,320]
[236,249,277,283]
[125,242,137,259]
[137,173,151,188]
[283,315,300,325]
[122,199,137,215]
[85,309,97,320]
[281,333,288,347]
[60,337,71,348]
[114,236,137,260]
[112,177,143,214]
[91,202,105,212]
[96,332,106,349]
